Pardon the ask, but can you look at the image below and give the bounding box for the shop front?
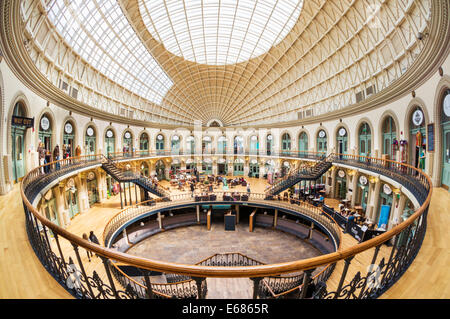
[65,179,79,219]
[335,169,347,199]
[86,172,99,207]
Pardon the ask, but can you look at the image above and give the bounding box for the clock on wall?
[86,127,94,136]
[64,122,73,134]
[40,116,50,130]
[444,94,450,117]
[412,109,424,126]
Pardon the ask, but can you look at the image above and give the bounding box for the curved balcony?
[20,150,432,299]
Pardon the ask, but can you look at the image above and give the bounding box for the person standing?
[89,231,100,258]
[82,233,93,262]
[247,182,251,193]
[38,142,46,174]
[53,145,60,170]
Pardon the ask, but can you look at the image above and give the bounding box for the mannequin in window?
[419,146,426,170]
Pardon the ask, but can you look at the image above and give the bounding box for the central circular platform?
[125,223,322,265]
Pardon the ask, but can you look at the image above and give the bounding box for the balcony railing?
[19,150,432,299]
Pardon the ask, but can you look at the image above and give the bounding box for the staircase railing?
[102,155,170,198]
[266,153,334,195]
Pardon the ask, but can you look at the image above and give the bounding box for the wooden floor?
[0,179,449,299]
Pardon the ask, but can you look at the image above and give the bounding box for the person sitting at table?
[348,212,356,223]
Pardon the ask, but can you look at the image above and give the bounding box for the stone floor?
[126,222,322,265]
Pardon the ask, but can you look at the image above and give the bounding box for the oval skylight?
[138,0,304,65]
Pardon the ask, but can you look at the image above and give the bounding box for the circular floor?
[125,222,323,265]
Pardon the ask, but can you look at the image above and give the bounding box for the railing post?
[54,233,66,267]
[193,277,206,299]
[119,181,123,209]
[71,243,95,298]
[142,270,154,299]
[298,268,315,299]
[100,256,119,299]
[334,256,354,299]
[251,277,263,299]
[358,245,381,298]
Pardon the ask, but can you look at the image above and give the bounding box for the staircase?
[266,154,334,196]
[101,157,170,199]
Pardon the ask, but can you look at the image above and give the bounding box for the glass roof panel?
[46,0,173,105]
[138,0,304,65]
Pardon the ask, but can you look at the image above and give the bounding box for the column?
[273,209,278,228]
[370,178,382,222]
[157,212,163,229]
[388,192,406,230]
[54,185,67,228]
[330,168,337,198]
[350,171,359,207]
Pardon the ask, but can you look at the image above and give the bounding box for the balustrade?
[19,150,432,299]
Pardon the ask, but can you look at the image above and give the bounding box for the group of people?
[82,231,100,262]
[37,141,82,173]
[337,205,376,229]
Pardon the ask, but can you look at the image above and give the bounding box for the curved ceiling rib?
[1,0,448,128]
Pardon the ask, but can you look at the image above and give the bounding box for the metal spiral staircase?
[266,154,334,196]
[101,156,170,199]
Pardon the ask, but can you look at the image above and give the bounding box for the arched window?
[140,132,149,155]
[336,127,348,155]
[317,130,327,153]
[234,136,244,155]
[11,102,27,182]
[63,120,75,157]
[409,107,426,169]
[186,136,195,154]
[218,136,226,154]
[105,129,115,157]
[382,116,397,158]
[298,132,308,155]
[441,89,450,188]
[171,135,180,155]
[38,114,53,153]
[202,136,212,154]
[358,122,372,158]
[123,130,133,156]
[85,126,96,157]
[156,134,165,155]
[250,135,259,155]
[281,133,291,154]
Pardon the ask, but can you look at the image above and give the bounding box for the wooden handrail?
[20,151,432,279]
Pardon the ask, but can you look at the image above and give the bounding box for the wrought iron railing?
[19,150,432,299]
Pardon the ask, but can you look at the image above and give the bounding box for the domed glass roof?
[138,0,304,65]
